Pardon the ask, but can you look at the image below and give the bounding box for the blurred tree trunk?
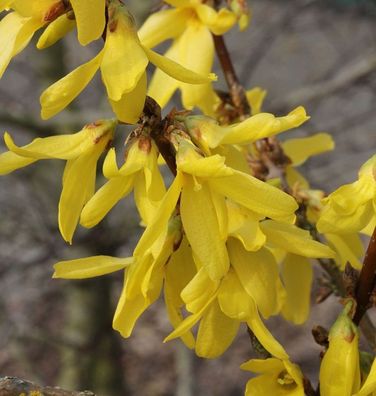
[58,278,128,396]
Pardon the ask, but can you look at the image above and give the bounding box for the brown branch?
[0,377,95,396]
[142,96,177,175]
[212,34,250,118]
[353,227,376,325]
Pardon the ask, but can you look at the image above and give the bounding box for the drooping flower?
[317,155,376,235]
[184,106,309,154]
[80,135,165,228]
[0,0,70,78]
[139,0,237,114]
[0,119,117,243]
[320,301,361,396]
[241,357,305,396]
[40,0,216,124]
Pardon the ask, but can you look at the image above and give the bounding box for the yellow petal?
[195,5,237,35]
[113,273,147,338]
[285,166,310,190]
[281,254,313,325]
[177,152,233,178]
[318,200,374,234]
[53,256,132,279]
[282,133,335,166]
[260,219,335,258]
[138,8,186,49]
[109,71,147,124]
[246,297,288,360]
[164,293,217,343]
[80,175,135,228]
[37,12,75,49]
[228,239,279,318]
[144,46,216,84]
[12,0,60,18]
[179,24,215,110]
[70,0,105,45]
[164,287,196,349]
[0,150,36,175]
[3,130,88,160]
[210,188,228,240]
[102,148,119,179]
[133,147,166,225]
[101,8,148,101]
[181,267,219,313]
[241,357,284,373]
[218,268,255,320]
[40,50,103,119]
[59,152,98,243]
[0,12,41,78]
[196,299,239,358]
[325,233,363,270]
[354,358,376,396]
[134,173,183,258]
[0,0,14,12]
[165,237,196,308]
[148,42,180,108]
[181,177,229,280]
[246,87,267,115]
[220,107,310,145]
[210,170,298,221]
[320,337,360,396]
[227,203,266,251]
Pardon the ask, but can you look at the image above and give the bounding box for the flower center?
[277,370,297,390]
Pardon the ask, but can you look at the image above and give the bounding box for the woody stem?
[212,34,250,118]
[353,226,376,325]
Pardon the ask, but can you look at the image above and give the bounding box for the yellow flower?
[40,0,216,124]
[320,302,361,396]
[136,136,298,281]
[184,106,309,153]
[80,136,165,228]
[165,263,289,360]
[0,119,116,243]
[241,357,305,396]
[0,0,69,78]
[139,0,236,114]
[317,155,376,235]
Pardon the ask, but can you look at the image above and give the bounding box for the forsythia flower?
[184,106,309,153]
[0,119,117,243]
[317,154,376,235]
[241,357,305,396]
[139,0,237,114]
[80,135,165,228]
[0,0,69,78]
[320,301,361,396]
[40,0,216,124]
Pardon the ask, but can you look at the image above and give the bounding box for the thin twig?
[212,34,250,118]
[353,227,376,325]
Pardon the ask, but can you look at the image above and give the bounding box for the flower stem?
[353,226,376,325]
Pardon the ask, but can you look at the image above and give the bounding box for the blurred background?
[0,0,375,395]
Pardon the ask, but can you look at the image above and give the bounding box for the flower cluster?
[0,1,375,395]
